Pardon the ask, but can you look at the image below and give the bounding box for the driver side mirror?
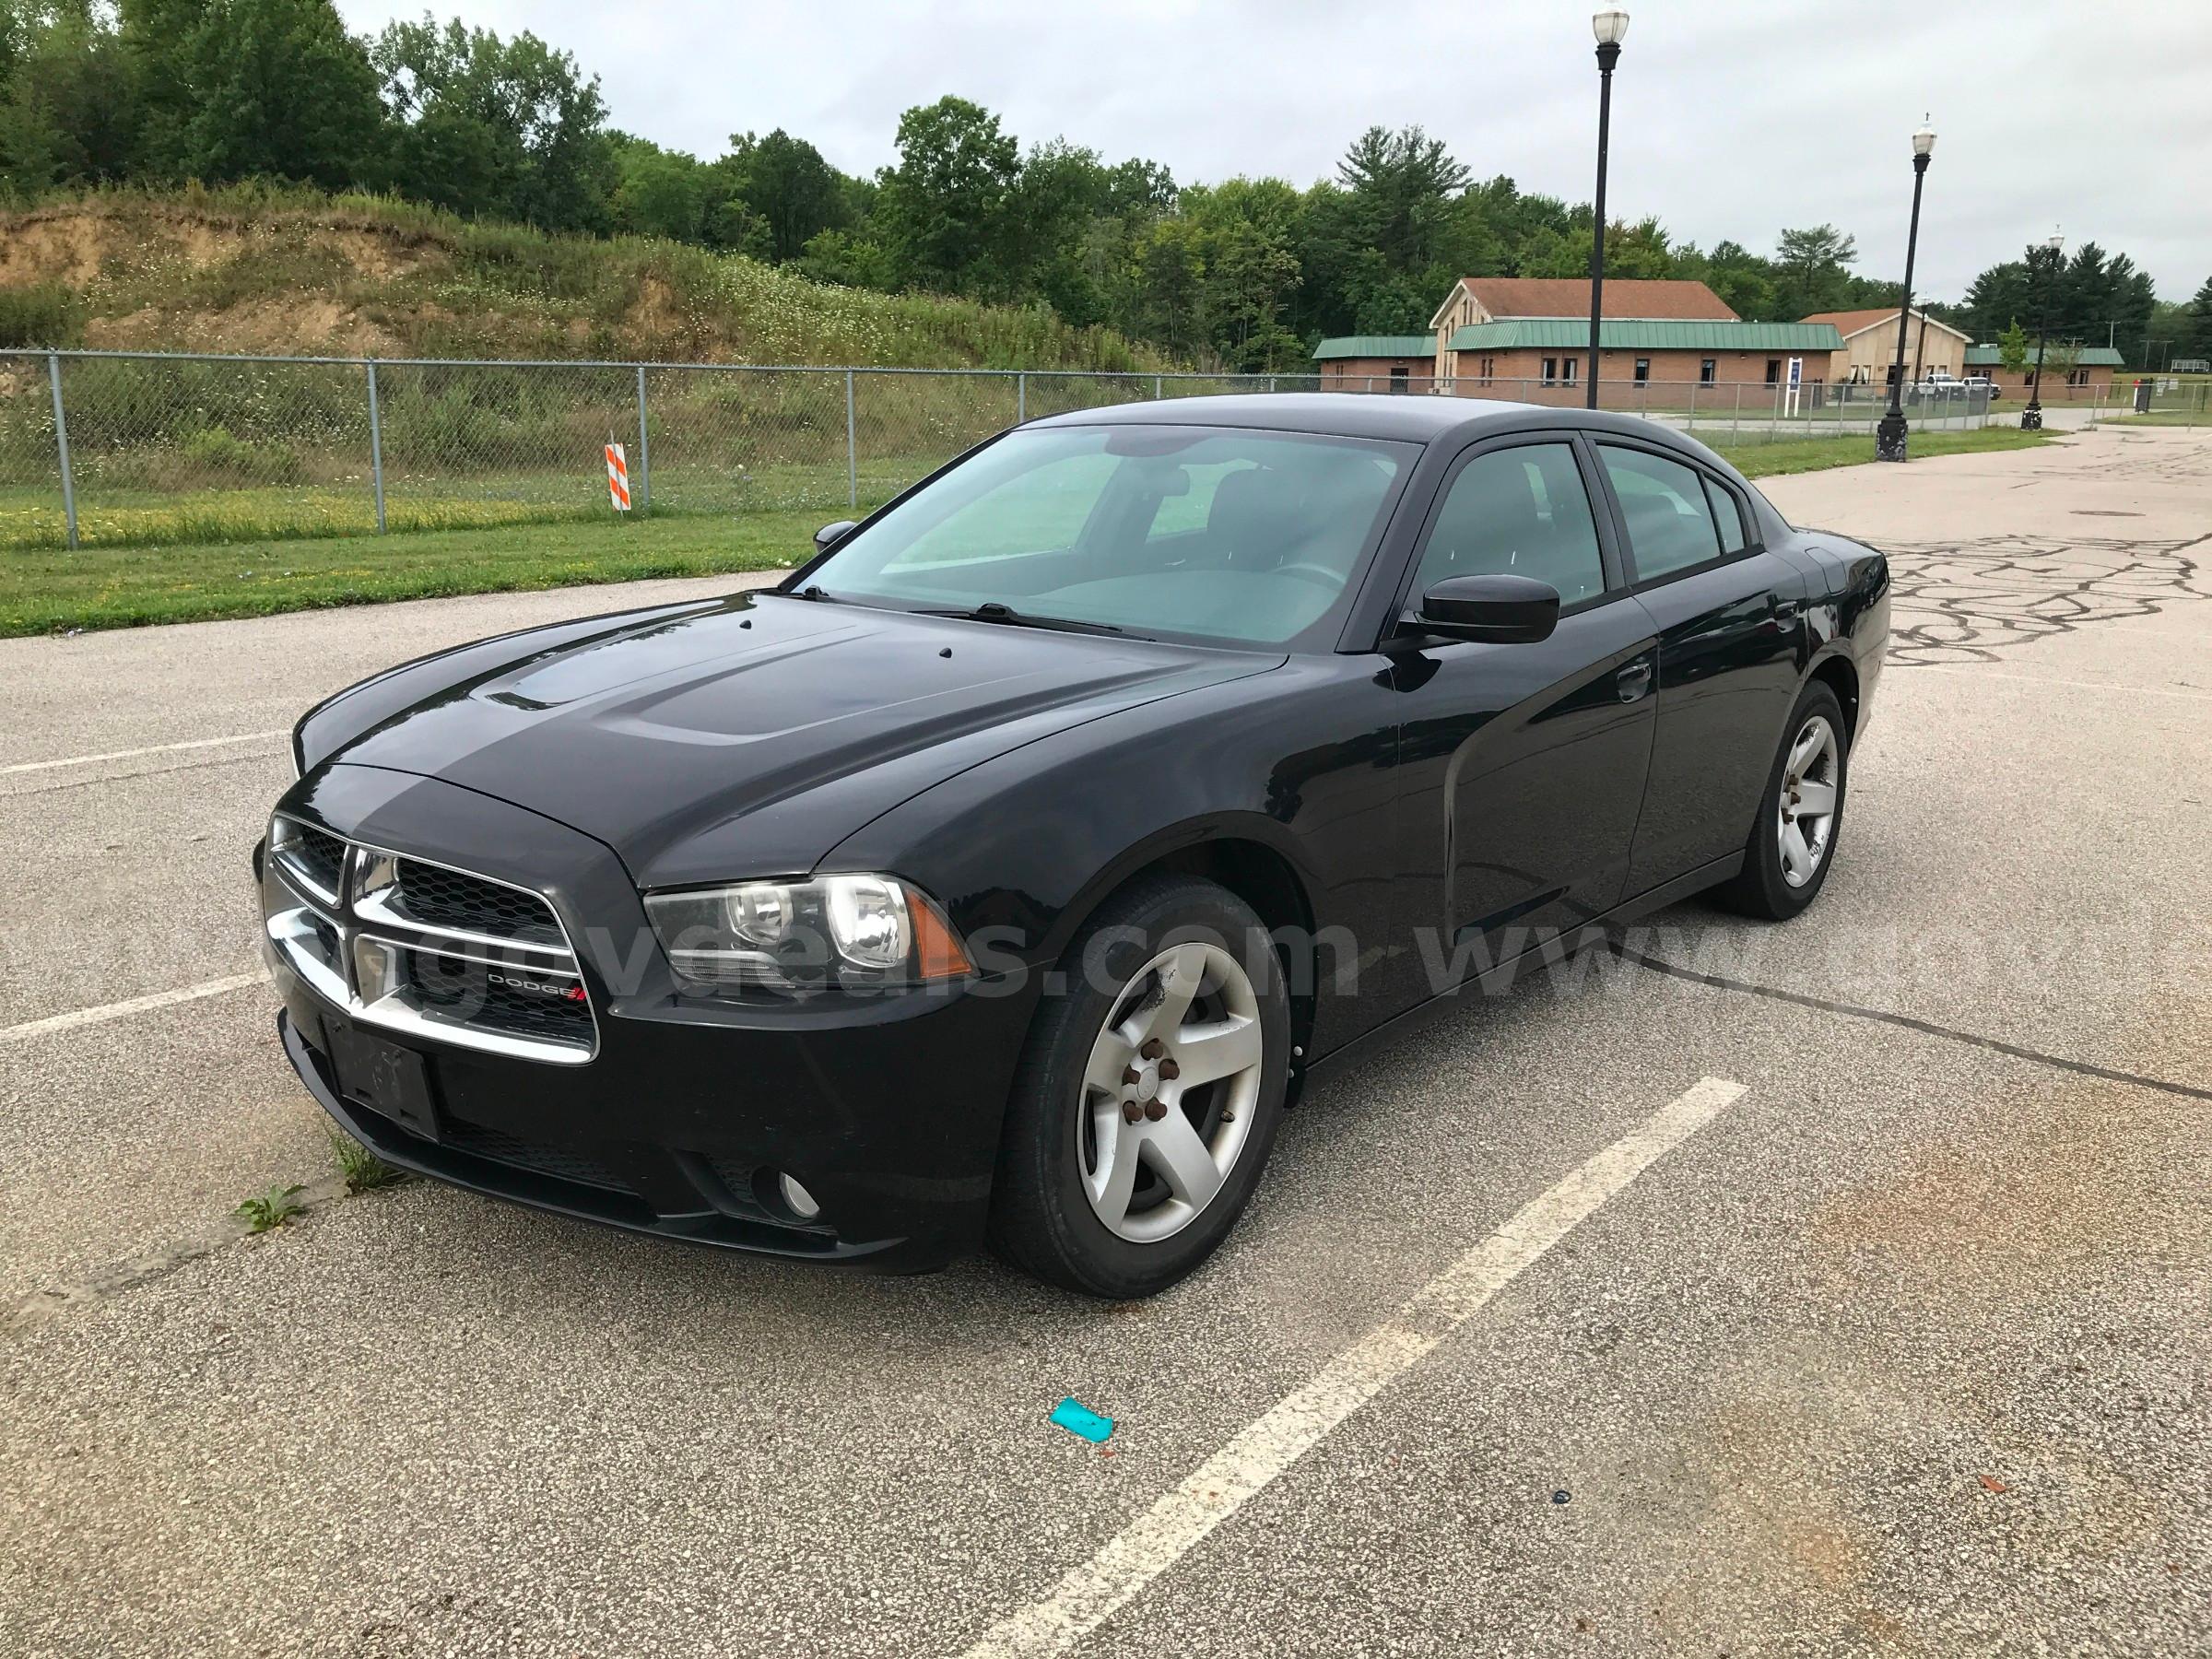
[1402,573,1560,644]
[814,519,858,552]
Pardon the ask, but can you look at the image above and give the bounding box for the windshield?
[795,424,1414,646]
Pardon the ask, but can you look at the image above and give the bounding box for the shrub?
[178,423,307,485]
[0,285,84,348]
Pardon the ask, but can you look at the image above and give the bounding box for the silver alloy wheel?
[1776,713,1841,888]
[1078,941,1265,1244]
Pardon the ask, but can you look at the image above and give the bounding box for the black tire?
[987,874,1291,1299]
[1716,680,1850,921]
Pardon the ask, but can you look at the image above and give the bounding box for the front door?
[1386,436,1658,982]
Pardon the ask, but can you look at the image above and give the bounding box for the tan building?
[1802,307,1972,386]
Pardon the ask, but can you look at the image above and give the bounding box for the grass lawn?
[3,425,2063,639]
[0,511,815,638]
[1717,425,2055,479]
[2093,411,2208,428]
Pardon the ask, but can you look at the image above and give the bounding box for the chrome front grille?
[262,816,597,1065]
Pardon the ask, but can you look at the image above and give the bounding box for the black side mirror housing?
[1404,573,1561,644]
[814,519,859,551]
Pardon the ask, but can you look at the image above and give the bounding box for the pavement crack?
[3,1173,356,1337]
[1611,944,2212,1104]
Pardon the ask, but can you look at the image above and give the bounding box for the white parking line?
[0,971,268,1043]
[959,1076,1748,1659]
[0,730,288,777]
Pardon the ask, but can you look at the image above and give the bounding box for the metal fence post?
[47,351,77,549]
[1732,383,1741,444]
[844,369,857,510]
[1155,374,1164,399]
[364,359,386,535]
[635,364,652,516]
[1017,371,1026,423]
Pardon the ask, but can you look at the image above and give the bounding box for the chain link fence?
[0,350,2000,552]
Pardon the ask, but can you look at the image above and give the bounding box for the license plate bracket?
[327,1020,440,1143]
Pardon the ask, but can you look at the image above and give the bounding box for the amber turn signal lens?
[909,893,973,980]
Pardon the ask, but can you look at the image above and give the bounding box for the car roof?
[1024,391,1740,465]
[1026,392,1547,443]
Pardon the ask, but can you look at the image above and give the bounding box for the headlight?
[645,874,971,994]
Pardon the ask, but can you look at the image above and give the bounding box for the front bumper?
[265,763,1037,1272]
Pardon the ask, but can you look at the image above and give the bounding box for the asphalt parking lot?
[3,425,2207,1656]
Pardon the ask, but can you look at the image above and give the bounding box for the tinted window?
[1412,442,1606,606]
[1705,477,1748,553]
[805,425,1410,646]
[1599,445,1724,581]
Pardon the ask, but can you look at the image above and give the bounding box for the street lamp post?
[2022,230,2063,431]
[1876,120,1936,462]
[1584,6,1629,410]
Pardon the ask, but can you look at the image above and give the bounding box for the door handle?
[1773,597,1803,621]
[1616,659,1653,703]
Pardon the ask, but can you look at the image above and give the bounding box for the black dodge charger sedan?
[259,394,1887,1297]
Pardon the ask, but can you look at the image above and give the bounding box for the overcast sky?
[338,0,2212,304]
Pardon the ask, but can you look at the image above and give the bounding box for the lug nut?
[1158,1058,1180,1081]
[1123,1065,1142,1087]
[1123,1100,1145,1124]
[1139,1038,1165,1060]
[1144,1100,1168,1122]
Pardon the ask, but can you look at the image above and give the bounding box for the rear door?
[1589,440,1810,895]
[1384,433,1658,963]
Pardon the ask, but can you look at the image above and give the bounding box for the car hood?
[309,590,1284,888]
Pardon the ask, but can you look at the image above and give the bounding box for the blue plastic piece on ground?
[1050,1396,1114,1443]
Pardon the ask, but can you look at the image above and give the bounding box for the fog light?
[776,1171,821,1220]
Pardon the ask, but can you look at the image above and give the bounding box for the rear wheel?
[988,875,1289,1298]
[1716,681,1849,921]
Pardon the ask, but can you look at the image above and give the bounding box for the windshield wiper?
[916,602,1137,639]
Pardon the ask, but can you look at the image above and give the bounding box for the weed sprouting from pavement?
[328,1132,406,1194]
[234,1183,307,1233]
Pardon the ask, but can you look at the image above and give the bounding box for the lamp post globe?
[1877,118,1936,463]
[1583,8,1629,409]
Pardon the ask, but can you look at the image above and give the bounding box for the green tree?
[1335,124,1468,279]
[373,16,610,231]
[0,2,145,189]
[1996,317,2030,373]
[1773,224,1859,317]
[609,138,704,241]
[874,95,1019,296]
[726,128,850,263]
[2184,276,2212,359]
[174,0,382,188]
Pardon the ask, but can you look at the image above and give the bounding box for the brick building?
[1312,277,1842,399]
[1312,335,1440,391]
[1960,343,2124,400]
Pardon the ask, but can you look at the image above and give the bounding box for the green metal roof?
[1445,319,1843,353]
[1963,344,2124,367]
[1312,335,1436,360]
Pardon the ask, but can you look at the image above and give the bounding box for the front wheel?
[1716,681,1849,921]
[988,875,1290,1298]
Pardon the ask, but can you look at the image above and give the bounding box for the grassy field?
[1,426,2059,638]
[2095,410,2207,428]
[1718,425,2053,479]
[0,512,814,637]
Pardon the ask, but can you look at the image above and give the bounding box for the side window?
[1597,445,1724,582]
[1412,441,1607,607]
[1704,476,1748,554]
